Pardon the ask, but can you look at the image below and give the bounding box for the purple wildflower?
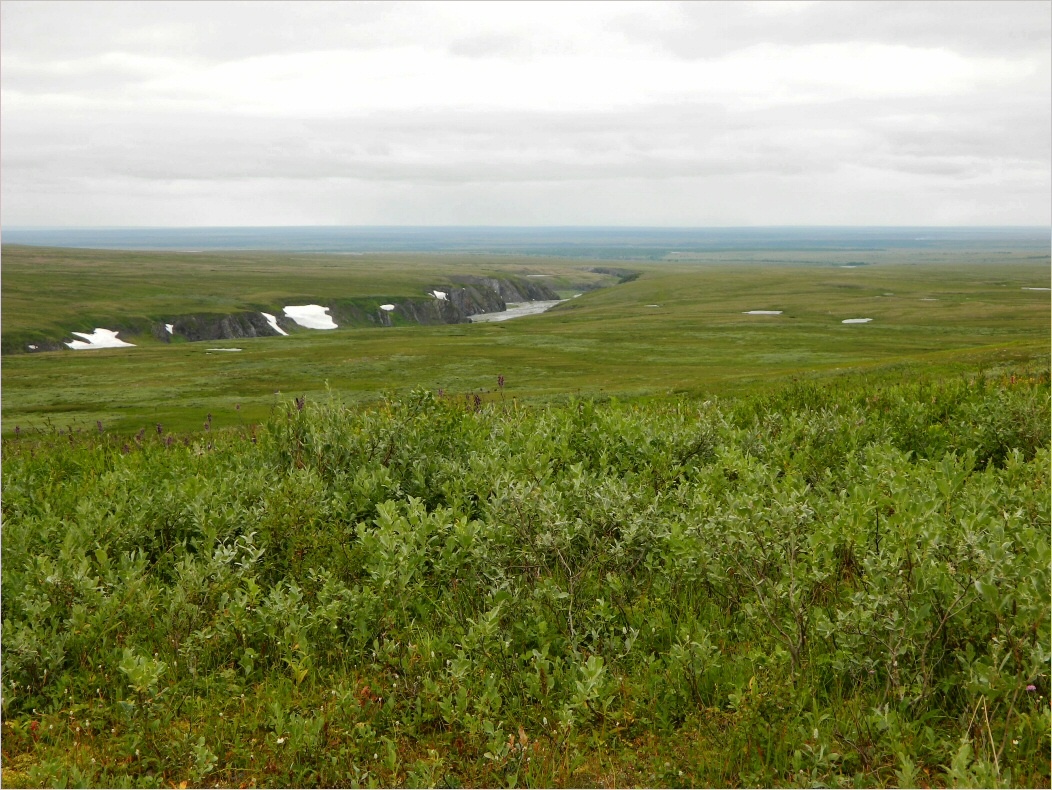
[1026,684,1037,692]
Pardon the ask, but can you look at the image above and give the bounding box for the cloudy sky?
[2,1,1049,227]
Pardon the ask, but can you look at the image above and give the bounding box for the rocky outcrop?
[378,298,467,326]
[445,285,505,316]
[456,276,559,306]
[13,337,65,354]
[166,312,283,342]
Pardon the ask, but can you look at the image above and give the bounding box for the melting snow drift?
[283,305,337,330]
[1022,287,1051,291]
[842,318,873,324]
[744,310,782,315]
[261,312,289,336]
[380,304,396,311]
[432,290,447,301]
[66,328,135,350]
[165,323,175,334]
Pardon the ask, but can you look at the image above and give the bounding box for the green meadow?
[1,241,1050,788]
[1,243,1048,435]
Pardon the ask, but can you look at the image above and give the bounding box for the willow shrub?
[2,369,1049,787]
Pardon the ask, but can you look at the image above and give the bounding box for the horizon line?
[5,224,1050,231]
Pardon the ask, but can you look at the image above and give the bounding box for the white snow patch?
[647,304,661,307]
[380,304,396,311]
[432,290,447,301]
[842,318,872,324]
[66,328,135,350]
[1022,287,1051,291]
[283,305,337,330]
[743,310,782,315]
[261,312,289,336]
[28,344,38,350]
[165,323,175,334]
[526,274,552,277]
[920,298,938,301]
[207,348,242,352]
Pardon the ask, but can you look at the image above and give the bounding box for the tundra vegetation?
[1,244,1048,435]
[2,369,1049,787]
[1,241,1050,787]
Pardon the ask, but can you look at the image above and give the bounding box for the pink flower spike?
[1026,684,1037,691]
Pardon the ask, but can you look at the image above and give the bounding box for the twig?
[983,697,1000,778]
[965,695,983,743]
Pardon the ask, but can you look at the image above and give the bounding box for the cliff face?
[379,298,467,326]
[446,285,505,316]
[456,275,563,305]
[165,312,282,342]
[10,274,564,354]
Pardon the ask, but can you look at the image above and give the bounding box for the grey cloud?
[1,55,174,96]
[4,165,1043,227]
[448,33,535,59]
[612,1,1051,60]
[0,1,397,62]
[2,1,1048,226]
[4,98,1042,187]
[855,94,1051,174]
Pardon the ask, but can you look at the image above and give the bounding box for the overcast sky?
[2,1,1049,227]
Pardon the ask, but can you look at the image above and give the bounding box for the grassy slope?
[2,244,1048,435]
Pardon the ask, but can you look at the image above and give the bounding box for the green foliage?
[2,369,1049,787]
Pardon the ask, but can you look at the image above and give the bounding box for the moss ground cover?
[2,369,1049,787]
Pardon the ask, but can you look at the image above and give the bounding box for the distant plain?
[1,232,1048,435]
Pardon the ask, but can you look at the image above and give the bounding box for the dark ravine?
[159,312,282,343]
[375,276,559,327]
[14,275,565,352]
